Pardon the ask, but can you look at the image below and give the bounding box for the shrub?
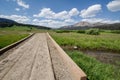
[55,30,71,33]
[85,28,100,35]
[110,30,120,34]
[77,30,85,34]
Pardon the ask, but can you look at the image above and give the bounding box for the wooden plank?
[29,34,55,80]
[1,34,40,80]
[47,34,75,80]
[0,33,55,80]
[47,33,87,80]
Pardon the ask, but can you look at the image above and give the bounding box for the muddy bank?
[82,50,120,67]
[61,46,120,67]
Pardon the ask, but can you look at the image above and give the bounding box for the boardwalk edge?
[46,33,87,80]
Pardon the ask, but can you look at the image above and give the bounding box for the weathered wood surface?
[0,33,87,80]
[47,33,87,80]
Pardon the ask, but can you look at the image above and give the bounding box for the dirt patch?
[82,50,120,67]
[61,46,120,67]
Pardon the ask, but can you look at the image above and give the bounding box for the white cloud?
[6,0,29,9]
[69,8,79,16]
[15,8,20,11]
[33,8,79,20]
[55,11,70,20]
[0,15,30,23]
[17,0,29,9]
[64,19,76,23]
[32,19,76,28]
[107,0,120,12]
[80,4,102,18]
[33,8,55,18]
[82,18,120,24]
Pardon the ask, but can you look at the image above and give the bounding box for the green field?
[0,26,31,49]
[0,25,38,32]
[0,33,29,49]
[0,26,51,49]
[50,32,120,52]
[50,31,120,80]
[66,50,120,80]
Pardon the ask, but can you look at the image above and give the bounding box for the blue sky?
[0,0,120,28]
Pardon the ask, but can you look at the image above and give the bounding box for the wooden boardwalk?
[0,33,86,80]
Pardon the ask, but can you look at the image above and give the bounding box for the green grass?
[85,28,100,35]
[0,25,38,32]
[50,31,120,79]
[55,30,71,33]
[66,50,120,80]
[50,32,120,52]
[0,26,33,49]
[0,25,51,49]
[0,33,29,49]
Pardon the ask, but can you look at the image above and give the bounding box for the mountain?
[16,23,51,29]
[0,18,17,27]
[0,18,51,29]
[0,18,17,23]
[60,21,120,30]
[74,21,93,27]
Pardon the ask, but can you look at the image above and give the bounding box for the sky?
[0,0,120,28]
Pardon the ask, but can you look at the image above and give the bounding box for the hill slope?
[0,18,51,29]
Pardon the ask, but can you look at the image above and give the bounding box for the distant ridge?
[60,21,120,30]
[0,18,17,27]
[0,18,17,23]
[0,18,51,29]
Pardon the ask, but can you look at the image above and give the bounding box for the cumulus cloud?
[69,8,79,16]
[0,15,30,23]
[32,19,62,28]
[64,19,76,23]
[33,8,55,18]
[82,18,120,23]
[32,19,76,28]
[6,0,29,9]
[15,8,20,11]
[32,8,79,27]
[17,0,29,9]
[55,11,70,20]
[80,4,102,18]
[107,0,120,12]
[33,8,79,20]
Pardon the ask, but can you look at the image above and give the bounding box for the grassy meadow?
[0,33,29,49]
[0,26,32,49]
[66,50,120,80]
[50,31,120,52]
[0,26,51,49]
[50,30,120,80]
[0,25,38,32]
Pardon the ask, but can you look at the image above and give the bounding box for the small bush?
[55,30,71,33]
[77,30,85,34]
[110,30,120,34]
[85,28,100,35]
